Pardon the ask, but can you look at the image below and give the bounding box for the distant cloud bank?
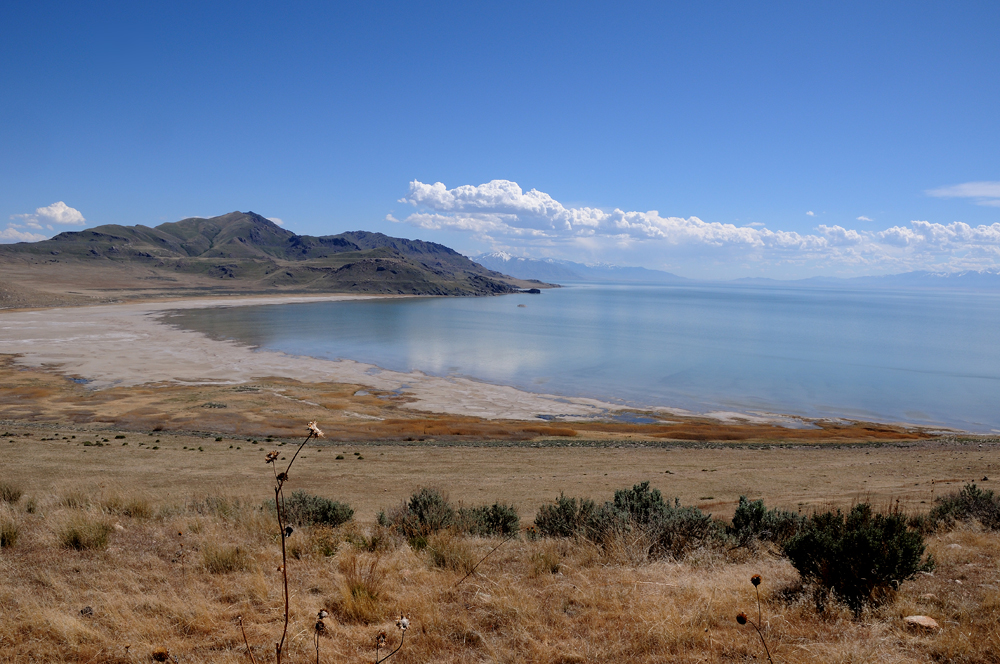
[3,201,86,243]
[390,179,1000,274]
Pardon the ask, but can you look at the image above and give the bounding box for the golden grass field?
[2,356,1000,662]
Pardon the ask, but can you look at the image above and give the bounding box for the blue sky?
[2,1,998,278]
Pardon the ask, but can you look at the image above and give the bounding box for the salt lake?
[168,283,1000,432]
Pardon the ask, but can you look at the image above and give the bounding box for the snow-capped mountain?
[471,252,688,283]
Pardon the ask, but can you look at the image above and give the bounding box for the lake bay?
[168,283,1000,432]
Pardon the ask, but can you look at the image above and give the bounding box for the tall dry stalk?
[242,421,324,664]
[736,574,775,664]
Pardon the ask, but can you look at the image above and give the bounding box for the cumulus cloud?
[0,227,48,242]
[11,201,86,226]
[3,201,86,243]
[857,216,873,222]
[926,181,1000,207]
[806,211,815,216]
[392,179,1000,272]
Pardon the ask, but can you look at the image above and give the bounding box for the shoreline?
[0,293,959,432]
[0,293,629,421]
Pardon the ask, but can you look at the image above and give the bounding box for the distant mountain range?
[472,252,688,284]
[0,212,548,307]
[473,251,1000,290]
[733,269,1000,290]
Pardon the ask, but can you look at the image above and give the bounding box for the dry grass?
[58,515,114,550]
[0,513,18,548]
[0,479,23,503]
[201,542,256,574]
[2,489,998,663]
[335,549,390,624]
[0,366,998,661]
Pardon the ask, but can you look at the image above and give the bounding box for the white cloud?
[267,217,285,226]
[392,179,1000,273]
[4,201,85,244]
[857,216,873,222]
[0,227,48,242]
[926,181,1000,207]
[10,201,85,227]
[806,211,815,216]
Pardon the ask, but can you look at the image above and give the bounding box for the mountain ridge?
[472,251,688,283]
[0,212,549,307]
[475,251,1000,290]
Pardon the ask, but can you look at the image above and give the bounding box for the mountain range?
[0,212,546,308]
[472,252,687,283]
[473,251,1000,290]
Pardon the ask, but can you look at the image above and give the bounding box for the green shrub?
[202,542,255,573]
[457,502,520,537]
[378,488,455,545]
[646,501,722,558]
[0,481,23,504]
[610,481,668,524]
[729,496,804,546]
[783,503,933,616]
[534,493,597,537]
[930,483,1000,530]
[0,519,18,548]
[280,491,354,528]
[534,483,720,559]
[60,517,113,550]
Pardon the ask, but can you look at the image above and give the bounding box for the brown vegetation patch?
[0,355,935,445]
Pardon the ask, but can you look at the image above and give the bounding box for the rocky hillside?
[0,212,550,306]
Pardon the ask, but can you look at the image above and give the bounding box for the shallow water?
[169,283,1000,431]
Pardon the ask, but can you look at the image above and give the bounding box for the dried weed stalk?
[375,616,409,664]
[736,573,775,664]
[241,421,324,664]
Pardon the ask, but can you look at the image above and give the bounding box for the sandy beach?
[0,295,628,421]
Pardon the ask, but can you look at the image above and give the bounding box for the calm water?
[169,283,1000,431]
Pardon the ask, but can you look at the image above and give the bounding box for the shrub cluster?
[457,502,520,537]
[534,482,721,559]
[728,495,803,547]
[929,483,1000,530]
[378,488,520,545]
[533,493,596,538]
[783,503,933,615]
[280,490,354,528]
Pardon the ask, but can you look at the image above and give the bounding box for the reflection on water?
[168,283,1000,431]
